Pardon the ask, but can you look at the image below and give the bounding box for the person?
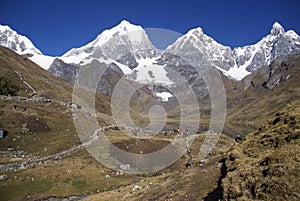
[185,159,193,168]
[235,134,242,142]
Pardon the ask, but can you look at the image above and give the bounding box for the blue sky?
[0,0,299,56]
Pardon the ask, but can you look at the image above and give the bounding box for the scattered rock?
[120,164,131,172]
[0,174,8,181]
[21,123,30,133]
[272,117,281,125]
[132,185,142,191]
[133,177,139,183]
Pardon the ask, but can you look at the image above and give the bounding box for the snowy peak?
[0,24,55,70]
[63,20,155,57]
[113,20,144,33]
[1,21,299,82]
[271,22,285,36]
[231,22,300,78]
[186,27,204,36]
[168,25,232,56]
[62,20,158,69]
[165,22,300,81]
[166,25,235,74]
[86,20,147,48]
[0,24,42,55]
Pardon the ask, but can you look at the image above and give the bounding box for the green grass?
[0,100,80,157]
[0,179,52,201]
[71,178,89,190]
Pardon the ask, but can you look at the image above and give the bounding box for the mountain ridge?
[1,20,300,82]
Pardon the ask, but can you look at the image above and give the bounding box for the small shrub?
[0,76,20,95]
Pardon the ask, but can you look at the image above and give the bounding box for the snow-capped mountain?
[0,24,55,69]
[166,27,235,71]
[1,21,300,86]
[61,20,159,69]
[50,20,171,91]
[232,22,300,74]
[0,24,41,55]
[165,22,300,80]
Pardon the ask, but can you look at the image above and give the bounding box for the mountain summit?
[0,25,56,69]
[271,21,285,35]
[62,20,158,69]
[165,22,300,80]
[0,25,42,55]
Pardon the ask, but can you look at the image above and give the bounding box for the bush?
[0,76,19,95]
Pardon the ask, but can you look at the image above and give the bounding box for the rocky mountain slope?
[48,58,124,96]
[221,53,300,136]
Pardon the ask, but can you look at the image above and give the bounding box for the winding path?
[0,94,216,173]
[0,125,116,173]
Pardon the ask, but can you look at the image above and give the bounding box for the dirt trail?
[188,157,222,200]
[0,125,112,173]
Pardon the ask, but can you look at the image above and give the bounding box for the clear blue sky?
[1,0,299,56]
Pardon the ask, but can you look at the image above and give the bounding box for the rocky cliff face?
[263,53,300,89]
[48,58,123,96]
[48,59,79,83]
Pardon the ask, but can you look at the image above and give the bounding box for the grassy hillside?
[0,47,119,200]
[221,99,300,200]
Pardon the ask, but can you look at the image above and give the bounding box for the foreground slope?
[221,99,300,200]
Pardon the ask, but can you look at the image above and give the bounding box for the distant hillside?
[223,53,300,137]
